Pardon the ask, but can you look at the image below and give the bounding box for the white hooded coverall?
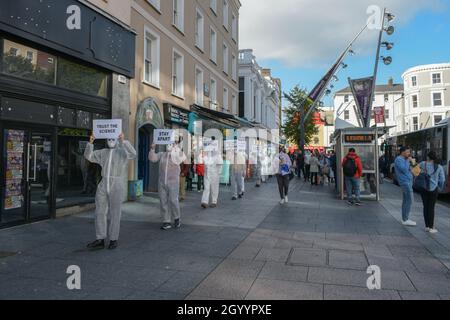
[201,151,223,205]
[149,146,187,223]
[84,140,137,241]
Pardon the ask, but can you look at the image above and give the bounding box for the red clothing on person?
[195,163,205,176]
[342,152,363,178]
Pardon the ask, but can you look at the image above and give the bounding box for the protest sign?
[93,119,122,139]
[154,129,175,145]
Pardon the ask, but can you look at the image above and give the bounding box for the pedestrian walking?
[276,147,292,204]
[304,150,311,182]
[149,142,187,231]
[330,150,338,191]
[342,148,363,206]
[309,153,320,185]
[394,146,417,227]
[195,154,205,192]
[179,162,190,201]
[231,151,246,200]
[84,133,137,250]
[418,151,445,233]
[296,150,306,180]
[201,144,223,209]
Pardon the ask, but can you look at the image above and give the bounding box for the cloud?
[239,0,446,68]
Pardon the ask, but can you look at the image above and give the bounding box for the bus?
[385,119,450,194]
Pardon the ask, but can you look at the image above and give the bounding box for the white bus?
[386,119,450,194]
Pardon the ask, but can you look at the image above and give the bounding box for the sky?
[239,0,450,107]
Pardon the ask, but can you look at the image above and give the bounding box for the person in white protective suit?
[149,141,187,230]
[201,140,224,209]
[85,133,137,250]
[231,150,247,200]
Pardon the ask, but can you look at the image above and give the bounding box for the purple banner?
[308,52,346,103]
[348,77,374,128]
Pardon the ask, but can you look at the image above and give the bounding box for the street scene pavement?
[1,178,450,300]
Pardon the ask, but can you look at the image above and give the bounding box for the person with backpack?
[342,148,363,206]
[418,151,445,233]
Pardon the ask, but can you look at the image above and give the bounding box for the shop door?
[1,127,53,226]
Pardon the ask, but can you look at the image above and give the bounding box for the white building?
[401,63,450,133]
[238,49,281,129]
[333,78,404,137]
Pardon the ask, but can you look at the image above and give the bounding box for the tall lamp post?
[368,8,395,127]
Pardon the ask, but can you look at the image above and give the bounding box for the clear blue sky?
[257,8,450,107]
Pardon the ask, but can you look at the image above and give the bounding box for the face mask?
[167,144,174,152]
[107,139,118,149]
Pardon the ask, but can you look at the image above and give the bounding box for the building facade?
[129,0,241,192]
[333,78,404,137]
[401,63,450,133]
[238,49,281,130]
[0,0,136,227]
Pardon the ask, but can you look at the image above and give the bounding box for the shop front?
[0,0,135,227]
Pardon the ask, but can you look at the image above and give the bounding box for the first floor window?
[434,114,443,125]
[223,87,229,111]
[195,67,204,106]
[172,50,184,97]
[432,92,442,106]
[210,78,217,110]
[232,94,237,115]
[144,29,160,86]
[412,117,418,131]
[412,95,418,108]
[344,110,350,120]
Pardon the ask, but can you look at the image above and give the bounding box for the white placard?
[224,140,236,151]
[204,139,219,152]
[154,129,175,145]
[93,119,122,140]
[237,140,247,153]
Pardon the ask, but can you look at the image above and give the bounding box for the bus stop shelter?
[334,126,390,201]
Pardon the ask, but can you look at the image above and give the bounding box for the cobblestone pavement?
[1,178,449,300]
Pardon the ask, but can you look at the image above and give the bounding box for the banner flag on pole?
[348,76,374,128]
[307,52,346,104]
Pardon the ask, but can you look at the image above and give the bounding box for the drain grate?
[0,251,18,259]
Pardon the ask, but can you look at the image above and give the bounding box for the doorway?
[1,125,54,226]
[138,124,158,192]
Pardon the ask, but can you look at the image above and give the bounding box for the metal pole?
[367,8,386,128]
[297,22,370,154]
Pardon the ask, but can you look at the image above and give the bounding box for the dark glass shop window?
[56,128,101,209]
[57,58,108,98]
[2,39,56,85]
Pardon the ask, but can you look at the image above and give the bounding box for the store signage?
[93,119,122,139]
[164,104,189,126]
[0,0,135,77]
[154,129,175,145]
[344,134,375,144]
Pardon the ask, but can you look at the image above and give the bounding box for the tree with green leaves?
[283,85,318,147]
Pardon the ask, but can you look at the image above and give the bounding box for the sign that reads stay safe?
[154,129,175,145]
[93,119,122,139]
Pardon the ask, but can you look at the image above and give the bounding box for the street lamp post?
[368,8,395,128]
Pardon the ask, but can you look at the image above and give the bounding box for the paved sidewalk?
[1,178,450,300]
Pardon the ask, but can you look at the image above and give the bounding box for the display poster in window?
[4,130,24,210]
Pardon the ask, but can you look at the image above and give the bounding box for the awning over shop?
[188,105,255,134]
